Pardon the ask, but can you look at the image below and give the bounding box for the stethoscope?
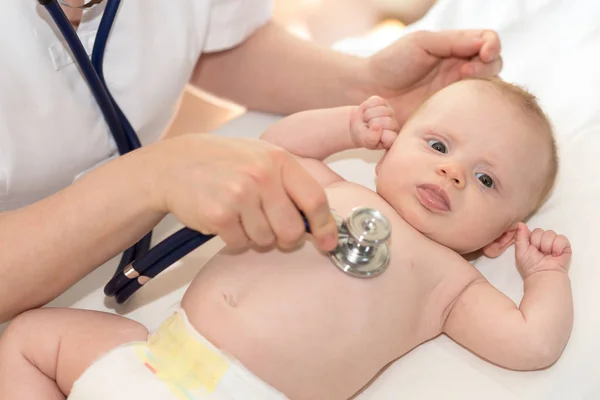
[39,0,393,304]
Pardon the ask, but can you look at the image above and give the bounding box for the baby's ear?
[482,224,519,258]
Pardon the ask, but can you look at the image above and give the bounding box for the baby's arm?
[261,96,399,160]
[0,308,148,399]
[443,224,573,370]
[261,96,399,187]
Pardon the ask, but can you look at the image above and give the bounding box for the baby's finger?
[363,105,394,122]
[540,230,557,254]
[514,222,530,256]
[351,103,367,127]
[361,95,388,111]
[552,234,571,256]
[369,116,399,133]
[380,129,398,149]
[364,124,383,149]
[529,228,544,249]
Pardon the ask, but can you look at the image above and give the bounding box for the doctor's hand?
[367,29,502,125]
[143,134,338,251]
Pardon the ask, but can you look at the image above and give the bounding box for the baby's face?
[376,80,551,254]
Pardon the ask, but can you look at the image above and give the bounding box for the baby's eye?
[476,173,494,188]
[428,140,447,153]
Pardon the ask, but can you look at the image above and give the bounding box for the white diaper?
[68,309,288,400]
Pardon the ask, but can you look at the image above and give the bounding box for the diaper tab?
[137,313,230,398]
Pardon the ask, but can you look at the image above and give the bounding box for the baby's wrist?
[348,106,362,147]
[521,266,569,280]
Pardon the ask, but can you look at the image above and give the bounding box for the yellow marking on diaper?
[135,313,229,398]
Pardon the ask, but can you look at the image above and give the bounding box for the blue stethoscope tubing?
[39,0,312,303]
[39,0,212,303]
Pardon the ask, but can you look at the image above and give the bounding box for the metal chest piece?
[330,207,391,278]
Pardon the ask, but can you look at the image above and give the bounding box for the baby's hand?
[350,96,400,149]
[515,223,572,279]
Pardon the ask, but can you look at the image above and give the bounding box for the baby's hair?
[479,77,558,217]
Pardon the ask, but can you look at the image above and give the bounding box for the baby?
[0,78,573,400]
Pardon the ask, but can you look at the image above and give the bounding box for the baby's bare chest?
[189,184,477,348]
[322,183,477,333]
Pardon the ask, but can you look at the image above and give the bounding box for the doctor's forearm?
[191,22,373,114]
[0,155,165,323]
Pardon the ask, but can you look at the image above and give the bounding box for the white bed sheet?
[40,0,600,398]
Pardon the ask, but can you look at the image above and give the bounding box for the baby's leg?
[0,308,147,399]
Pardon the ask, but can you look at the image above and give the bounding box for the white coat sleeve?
[204,0,273,52]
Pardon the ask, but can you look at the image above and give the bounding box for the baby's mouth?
[416,184,452,212]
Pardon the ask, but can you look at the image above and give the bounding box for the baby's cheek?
[379,159,412,188]
[467,210,507,245]
[385,147,418,169]
[448,198,499,249]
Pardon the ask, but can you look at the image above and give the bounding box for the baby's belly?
[182,242,436,399]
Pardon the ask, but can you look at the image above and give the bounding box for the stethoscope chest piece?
[330,207,392,278]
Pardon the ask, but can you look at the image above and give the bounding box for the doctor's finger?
[461,56,503,78]
[255,162,308,249]
[281,161,338,251]
[205,201,250,249]
[262,194,307,249]
[217,220,250,249]
[205,177,256,248]
[240,204,276,248]
[480,29,502,62]
[413,29,498,59]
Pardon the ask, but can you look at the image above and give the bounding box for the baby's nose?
[436,164,465,189]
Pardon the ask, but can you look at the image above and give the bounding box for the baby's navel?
[222,291,238,307]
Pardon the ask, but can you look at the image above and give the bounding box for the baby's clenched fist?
[350,96,400,150]
[515,223,572,279]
